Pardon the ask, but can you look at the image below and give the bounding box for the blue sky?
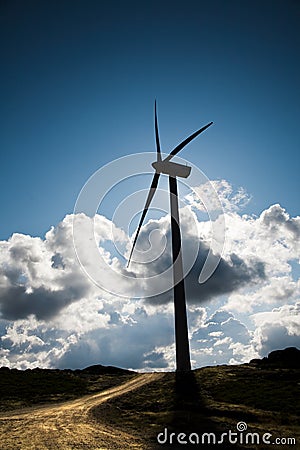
[0,1,300,370]
[1,0,299,239]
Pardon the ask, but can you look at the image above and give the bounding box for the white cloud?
[186,179,251,213]
[252,302,300,356]
[225,276,300,313]
[0,180,299,370]
[190,308,257,366]
[260,204,300,241]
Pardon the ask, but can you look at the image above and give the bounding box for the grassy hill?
[0,364,135,412]
[0,349,299,449]
[91,364,300,449]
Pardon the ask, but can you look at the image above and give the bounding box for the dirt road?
[0,372,163,450]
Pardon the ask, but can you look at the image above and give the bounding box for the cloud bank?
[0,181,299,370]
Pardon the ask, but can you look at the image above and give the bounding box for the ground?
[0,364,299,449]
[0,373,161,449]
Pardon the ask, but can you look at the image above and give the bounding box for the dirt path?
[0,372,163,450]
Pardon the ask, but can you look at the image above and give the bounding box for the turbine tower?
[128,102,213,372]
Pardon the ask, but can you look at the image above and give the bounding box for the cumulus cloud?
[0,284,87,321]
[260,204,300,239]
[186,250,265,304]
[0,179,299,370]
[186,179,251,213]
[144,244,265,305]
[0,214,130,321]
[0,300,174,370]
[130,205,266,305]
[190,308,255,366]
[56,310,173,371]
[225,276,300,313]
[252,302,300,356]
[0,199,295,321]
[0,227,90,320]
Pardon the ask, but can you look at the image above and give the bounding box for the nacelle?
[152,161,191,178]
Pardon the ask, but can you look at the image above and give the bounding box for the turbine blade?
[127,172,160,266]
[155,100,162,162]
[164,121,213,162]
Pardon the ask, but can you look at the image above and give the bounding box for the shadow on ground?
[158,371,244,449]
[91,366,299,449]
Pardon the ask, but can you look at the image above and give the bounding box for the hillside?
[92,360,300,448]
[0,348,299,449]
[0,364,135,412]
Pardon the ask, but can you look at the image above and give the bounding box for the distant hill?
[250,346,300,368]
[0,364,135,412]
[76,364,134,375]
[0,363,134,375]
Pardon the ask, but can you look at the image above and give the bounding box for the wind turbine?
[128,102,213,372]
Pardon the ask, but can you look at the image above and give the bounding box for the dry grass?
[0,364,299,449]
[91,365,300,449]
